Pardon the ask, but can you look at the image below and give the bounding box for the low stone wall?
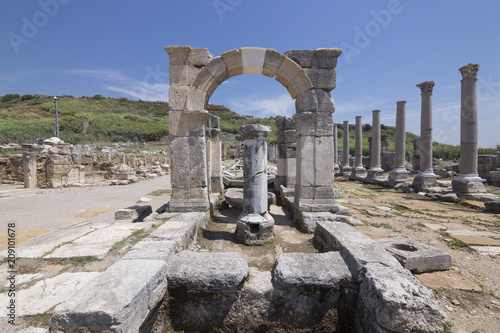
[478,154,500,183]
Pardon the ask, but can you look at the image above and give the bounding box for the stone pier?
[452,64,487,194]
[388,101,410,184]
[413,81,438,188]
[235,124,274,245]
[23,152,37,188]
[333,124,340,174]
[350,116,366,179]
[340,120,352,175]
[366,110,384,182]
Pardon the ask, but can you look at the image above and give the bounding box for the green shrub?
[91,94,105,100]
[1,94,20,103]
[21,94,34,101]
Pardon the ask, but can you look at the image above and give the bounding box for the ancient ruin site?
[1,44,499,333]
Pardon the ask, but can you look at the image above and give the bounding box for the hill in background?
[1,93,496,159]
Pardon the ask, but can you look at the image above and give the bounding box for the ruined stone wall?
[478,154,499,183]
[0,149,169,186]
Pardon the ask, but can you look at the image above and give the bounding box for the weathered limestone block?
[376,237,452,273]
[314,48,342,68]
[298,212,362,234]
[295,112,334,137]
[115,205,153,222]
[168,86,189,111]
[149,213,204,251]
[188,47,212,67]
[271,252,353,327]
[262,49,285,77]
[284,50,316,68]
[303,68,337,91]
[360,262,447,333]
[166,251,249,331]
[314,221,401,281]
[205,56,229,83]
[120,239,176,262]
[221,48,243,77]
[51,259,168,333]
[296,136,334,187]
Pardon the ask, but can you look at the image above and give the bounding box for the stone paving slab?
[422,222,448,231]
[51,259,168,333]
[447,230,500,237]
[45,222,152,259]
[449,235,500,247]
[415,270,482,292]
[470,246,500,256]
[354,225,388,239]
[0,272,100,317]
[0,222,98,259]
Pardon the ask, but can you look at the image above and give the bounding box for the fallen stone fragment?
[376,237,452,273]
[115,205,152,222]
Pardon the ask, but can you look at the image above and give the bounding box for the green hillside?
[2,93,496,159]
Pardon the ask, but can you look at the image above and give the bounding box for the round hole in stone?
[391,243,418,252]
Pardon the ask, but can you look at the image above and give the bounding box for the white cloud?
[65,68,169,101]
[227,93,295,118]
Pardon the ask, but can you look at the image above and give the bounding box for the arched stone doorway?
[164,46,343,221]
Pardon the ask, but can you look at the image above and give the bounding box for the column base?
[167,198,210,213]
[365,168,385,183]
[340,165,352,176]
[235,212,274,245]
[349,166,367,180]
[412,171,439,189]
[452,174,487,194]
[388,168,409,182]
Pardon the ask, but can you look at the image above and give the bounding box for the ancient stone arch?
[164,45,343,220]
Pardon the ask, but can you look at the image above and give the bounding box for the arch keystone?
[240,47,267,75]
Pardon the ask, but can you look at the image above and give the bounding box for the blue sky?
[1,0,499,147]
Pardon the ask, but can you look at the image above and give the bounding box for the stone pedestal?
[389,101,409,184]
[452,64,486,194]
[340,120,352,175]
[235,125,274,245]
[333,124,340,174]
[413,81,438,188]
[23,152,37,188]
[350,116,366,179]
[366,110,384,182]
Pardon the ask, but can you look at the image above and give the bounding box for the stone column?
[452,64,486,194]
[275,116,296,192]
[366,110,384,182]
[23,152,37,188]
[333,124,340,173]
[235,124,274,245]
[350,116,366,179]
[208,114,223,194]
[165,46,212,212]
[413,81,438,188]
[389,101,410,184]
[340,120,352,175]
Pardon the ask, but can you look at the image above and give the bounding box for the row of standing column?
[333,63,484,193]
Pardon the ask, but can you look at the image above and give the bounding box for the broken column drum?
[389,101,410,183]
[235,124,275,245]
[350,116,366,179]
[413,81,438,187]
[341,120,352,174]
[366,110,384,182]
[452,64,486,194]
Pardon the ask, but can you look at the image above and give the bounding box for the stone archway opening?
[164,45,343,229]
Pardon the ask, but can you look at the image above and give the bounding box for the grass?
[112,229,151,250]
[441,232,471,251]
[148,189,171,196]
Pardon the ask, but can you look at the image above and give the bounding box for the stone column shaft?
[350,116,366,179]
[389,101,409,183]
[452,63,486,194]
[341,120,351,174]
[23,152,37,188]
[333,124,339,173]
[413,81,438,188]
[236,124,274,245]
[366,110,384,182]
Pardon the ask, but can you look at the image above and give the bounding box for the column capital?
[459,63,480,79]
[416,81,435,93]
[372,109,381,114]
[396,100,406,105]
